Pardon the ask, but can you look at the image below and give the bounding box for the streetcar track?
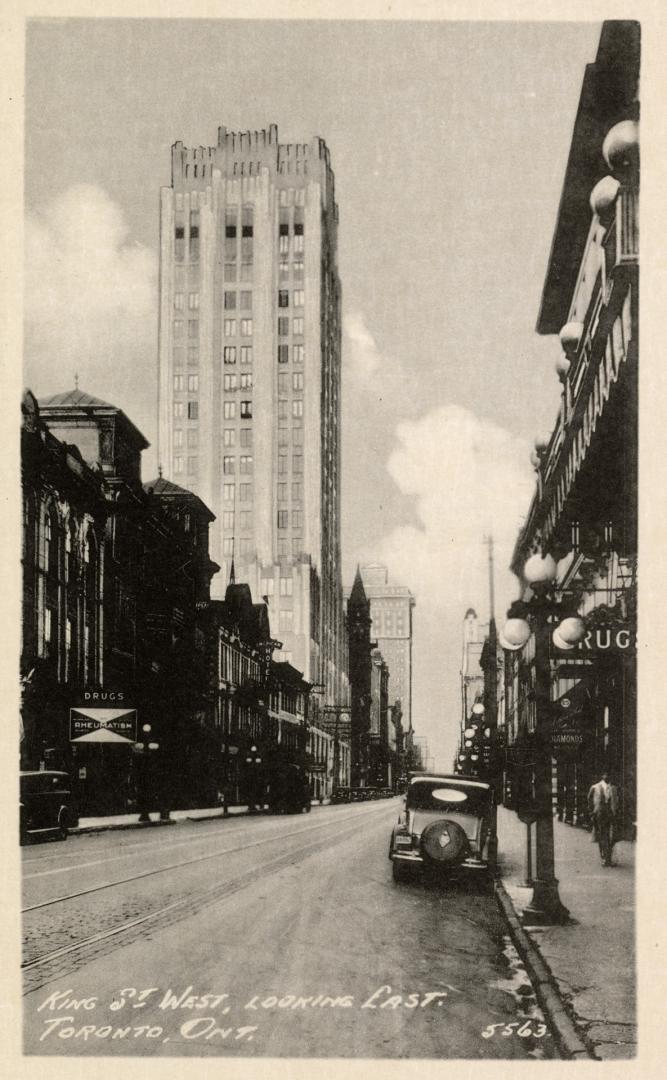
[22,802,392,912]
[23,815,335,878]
[22,802,396,871]
[22,810,391,987]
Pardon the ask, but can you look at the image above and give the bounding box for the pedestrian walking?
[587,771,619,866]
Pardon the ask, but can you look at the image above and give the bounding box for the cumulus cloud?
[24,185,158,465]
[361,404,535,765]
[343,310,406,397]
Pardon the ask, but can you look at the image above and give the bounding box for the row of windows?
[223,401,253,418]
[276,538,304,558]
[277,510,303,529]
[173,319,199,339]
[279,234,304,255]
[220,453,305,476]
[278,452,304,472]
[278,399,303,418]
[174,374,200,392]
[278,372,304,391]
[223,428,253,447]
[173,429,199,448]
[224,291,253,310]
[280,260,304,280]
[223,483,252,502]
[223,373,253,390]
[174,292,199,310]
[222,537,254,557]
[173,347,200,367]
[279,189,306,207]
[278,222,304,236]
[278,290,304,308]
[174,211,200,262]
[278,317,304,336]
[277,482,303,501]
[223,346,253,365]
[223,263,253,282]
[277,430,304,450]
[260,575,297,597]
[219,638,260,687]
[222,510,253,530]
[224,319,253,337]
[223,456,253,475]
[173,456,198,475]
[278,344,305,364]
[174,401,199,420]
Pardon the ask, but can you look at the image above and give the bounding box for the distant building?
[354,565,415,734]
[156,123,346,714]
[461,608,488,727]
[346,567,372,787]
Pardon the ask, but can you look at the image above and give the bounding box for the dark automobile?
[330,787,351,804]
[388,773,497,885]
[20,770,74,844]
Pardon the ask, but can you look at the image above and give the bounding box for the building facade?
[21,389,219,816]
[357,564,415,734]
[346,568,372,787]
[502,21,638,835]
[156,124,346,714]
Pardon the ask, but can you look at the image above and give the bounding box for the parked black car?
[20,770,74,844]
[389,773,497,885]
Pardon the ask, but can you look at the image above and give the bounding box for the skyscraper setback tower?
[157,125,346,703]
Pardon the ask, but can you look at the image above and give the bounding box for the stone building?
[356,565,415,736]
[503,21,639,834]
[156,123,347,717]
[21,389,219,815]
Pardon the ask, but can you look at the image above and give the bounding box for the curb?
[494,877,595,1060]
[71,818,179,836]
[69,802,324,836]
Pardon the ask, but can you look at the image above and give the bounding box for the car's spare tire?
[421,819,468,864]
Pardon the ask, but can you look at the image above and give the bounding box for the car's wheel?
[57,807,69,841]
[421,819,467,865]
[392,860,413,883]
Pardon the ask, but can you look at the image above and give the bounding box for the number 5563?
[481,1020,548,1039]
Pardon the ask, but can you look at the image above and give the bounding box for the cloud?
[343,310,406,393]
[24,185,158,465]
[360,404,535,766]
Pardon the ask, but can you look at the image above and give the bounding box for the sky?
[23,17,603,770]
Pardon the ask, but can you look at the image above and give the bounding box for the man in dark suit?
[588,771,620,866]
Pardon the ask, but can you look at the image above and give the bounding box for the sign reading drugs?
[70,707,137,744]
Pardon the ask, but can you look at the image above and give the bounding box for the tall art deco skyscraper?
[157,125,346,704]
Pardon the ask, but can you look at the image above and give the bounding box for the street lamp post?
[502,552,585,925]
[134,723,160,823]
[322,706,350,796]
[245,744,263,813]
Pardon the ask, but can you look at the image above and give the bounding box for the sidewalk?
[496,805,636,1060]
[71,801,326,834]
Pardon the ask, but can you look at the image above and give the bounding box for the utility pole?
[484,534,498,729]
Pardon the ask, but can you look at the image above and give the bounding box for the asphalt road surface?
[22,801,557,1059]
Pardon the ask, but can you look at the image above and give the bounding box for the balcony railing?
[536,186,637,498]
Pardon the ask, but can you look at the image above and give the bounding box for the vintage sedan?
[20,770,74,844]
[388,774,497,885]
